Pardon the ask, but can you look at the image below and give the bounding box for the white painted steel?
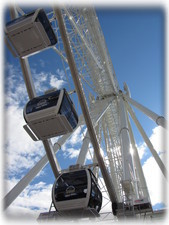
[54,7,118,205]
[126,108,150,200]
[76,130,90,165]
[55,8,134,204]
[11,7,60,178]
[77,98,114,165]
[126,101,166,178]
[4,132,67,210]
[124,94,166,128]
[119,95,134,182]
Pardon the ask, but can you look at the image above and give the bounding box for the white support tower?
[4,6,166,221]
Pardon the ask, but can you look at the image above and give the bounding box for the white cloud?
[149,126,166,156]
[137,142,147,160]
[4,63,69,177]
[33,71,49,94]
[60,126,87,160]
[4,177,20,195]
[136,126,167,208]
[39,59,45,68]
[5,63,28,106]
[3,63,70,220]
[49,74,66,89]
[64,147,80,159]
[4,181,52,220]
[137,126,166,161]
[4,61,167,219]
[56,68,66,80]
[143,156,166,207]
[67,126,86,146]
[16,67,67,95]
[4,104,44,175]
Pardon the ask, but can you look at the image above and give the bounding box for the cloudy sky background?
[2,4,167,223]
[3,61,167,220]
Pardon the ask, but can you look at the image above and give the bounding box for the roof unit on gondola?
[5,8,57,58]
[23,89,78,141]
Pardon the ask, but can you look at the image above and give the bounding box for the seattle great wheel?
[4,5,167,222]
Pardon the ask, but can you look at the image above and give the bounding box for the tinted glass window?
[36,9,57,45]
[59,93,78,129]
[88,170,102,212]
[26,90,60,114]
[54,170,88,201]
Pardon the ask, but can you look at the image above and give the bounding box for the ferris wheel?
[4,6,166,221]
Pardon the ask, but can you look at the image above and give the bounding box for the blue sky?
[97,8,165,134]
[3,6,166,220]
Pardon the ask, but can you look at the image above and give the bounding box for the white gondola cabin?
[5,8,57,58]
[52,168,102,213]
[23,89,78,141]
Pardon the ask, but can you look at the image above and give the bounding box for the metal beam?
[118,93,135,183]
[9,7,60,180]
[77,98,112,165]
[126,101,167,178]
[9,8,36,99]
[124,94,166,129]
[3,126,80,210]
[54,8,118,205]
[102,118,121,202]
[4,100,107,210]
[126,108,149,199]
[63,8,103,70]
[76,130,90,165]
